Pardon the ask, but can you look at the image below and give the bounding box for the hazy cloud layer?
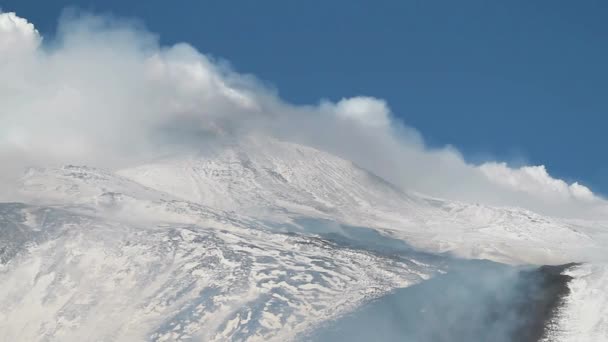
[1,11,606,218]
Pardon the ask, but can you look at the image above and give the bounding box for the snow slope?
[1,134,607,341]
[0,204,434,341]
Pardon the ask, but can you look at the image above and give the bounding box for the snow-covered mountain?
[2,134,607,341]
[117,136,602,265]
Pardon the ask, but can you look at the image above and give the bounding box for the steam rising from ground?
[311,262,575,342]
[1,10,606,218]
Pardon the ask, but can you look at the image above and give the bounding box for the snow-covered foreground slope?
[0,203,435,341]
[2,135,608,341]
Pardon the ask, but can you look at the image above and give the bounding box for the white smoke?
[1,11,606,219]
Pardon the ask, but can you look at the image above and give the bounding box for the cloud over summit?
[0,11,605,219]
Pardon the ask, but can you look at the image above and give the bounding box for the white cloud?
[479,163,598,203]
[0,11,606,219]
[331,97,392,128]
[0,12,41,55]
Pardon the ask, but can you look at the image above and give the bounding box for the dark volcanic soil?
[513,263,577,341]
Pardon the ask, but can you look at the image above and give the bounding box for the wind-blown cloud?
[1,11,606,219]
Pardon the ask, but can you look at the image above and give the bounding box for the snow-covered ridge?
[117,135,423,222]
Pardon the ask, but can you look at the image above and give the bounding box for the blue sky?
[3,0,607,194]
